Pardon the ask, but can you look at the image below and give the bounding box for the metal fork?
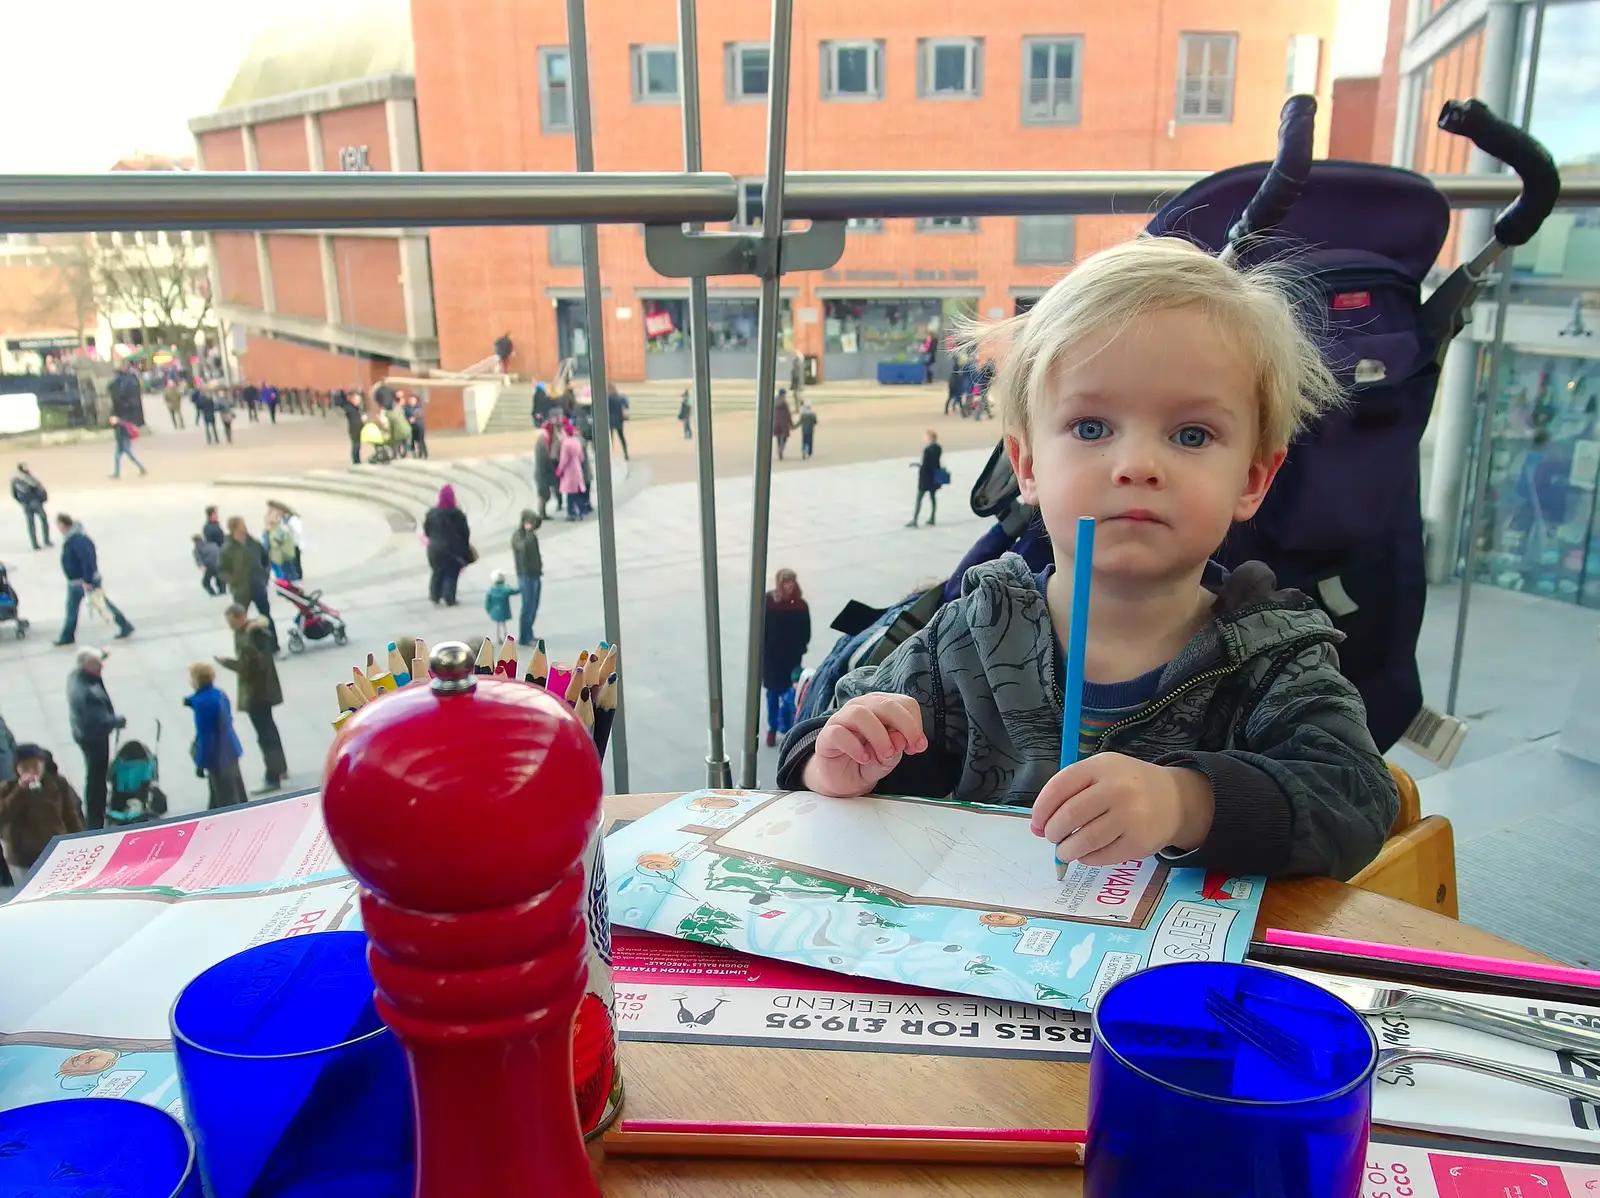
[1205,989,1600,1108]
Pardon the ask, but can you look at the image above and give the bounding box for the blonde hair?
[969,236,1343,457]
[189,662,215,689]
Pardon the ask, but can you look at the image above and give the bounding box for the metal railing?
[5,0,1598,790]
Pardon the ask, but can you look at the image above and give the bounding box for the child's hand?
[1031,755,1214,868]
[802,693,928,798]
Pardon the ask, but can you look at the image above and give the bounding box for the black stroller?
[108,721,168,826]
[0,563,27,639]
[801,96,1561,757]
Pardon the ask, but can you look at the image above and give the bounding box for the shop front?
[640,294,794,379]
[555,298,589,375]
[820,293,977,382]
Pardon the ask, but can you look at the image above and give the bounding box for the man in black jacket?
[67,647,125,829]
[10,463,50,549]
[53,515,134,646]
[338,391,364,466]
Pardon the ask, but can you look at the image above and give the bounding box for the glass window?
[916,216,979,233]
[918,38,981,98]
[846,218,884,233]
[540,48,571,132]
[1176,32,1237,123]
[738,181,764,228]
[823,40,884,99]
[728,42,769,100]
[644,299,688,353]
[548,225,583,266]
[632,45,680,103]
[1016,215,1075,264]
[1284,34,1321,96]
[1023,37,1082,124]
[823,299,943,356]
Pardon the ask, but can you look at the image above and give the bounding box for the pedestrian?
[761,568,811,748]
[907,429,945,528]
[52,515,133,646]
[405,395,428,459]
[217,604,288,793]
[384,402,412,458]
[242,382,260,422]
[192,534,226,595]
[0,743,85,873]
[790,353,804,400]
[946,353,969,416]
[269,500,305,579]
[679,390,693,439]
[607,384,630,461]
[533,422,556,518]
[163,379,185,428]
[263,505,299,582]
[193,386,218,444]
[10,463,50,550]
[215,388,237,443]
[422,485,473,606]
[338,390,363,465]
[66,647,124,829]
[484,570,514,641]
[799,400,818,460]
[218,516,279,651]
[495,331,514,372]
[263,384,279,424]
[556,426,587,521]
[772,388,792,460]
[108,416,146,479]
[921,332,937,384]
[511,509,543,645]
[202,505,225,548]
[185,662,247,810]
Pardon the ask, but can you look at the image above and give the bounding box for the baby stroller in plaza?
[800,96,1561,756]
[108,722,168,826]
[275,576,349,654]
[0,563,27,639]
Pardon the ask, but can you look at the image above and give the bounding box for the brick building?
[188,6,440,410]
[411,0,1339,385]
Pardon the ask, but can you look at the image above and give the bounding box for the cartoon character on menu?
[689,796,739,811]
[1200,871,1236,901]
[979,911,1028,942]
[57,1048,120,1093]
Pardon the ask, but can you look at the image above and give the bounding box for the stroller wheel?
[333,626,349,646]
[287,628,306,654]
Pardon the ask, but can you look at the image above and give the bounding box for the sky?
[0,0,1395,175]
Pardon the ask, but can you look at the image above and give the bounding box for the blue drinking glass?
[170,929,414,1198]
[0,1098,200,1198]
[1087,960,1377,1198]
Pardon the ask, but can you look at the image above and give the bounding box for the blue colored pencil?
[1055,516,1096,880]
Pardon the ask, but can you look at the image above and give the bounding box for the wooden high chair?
[1349,762,1458,918]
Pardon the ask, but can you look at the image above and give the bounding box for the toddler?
[484,569,515,641]
[776,237,1398,881]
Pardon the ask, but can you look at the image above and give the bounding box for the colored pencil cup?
[0,1099,200,1197]
[1086,961,1376,1198]
[171,930,414,1198]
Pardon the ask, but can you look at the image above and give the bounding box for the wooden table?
[594,793,1549,1196]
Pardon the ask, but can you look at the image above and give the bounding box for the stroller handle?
[1437,99,1561,248]
[1223,93,1318,252]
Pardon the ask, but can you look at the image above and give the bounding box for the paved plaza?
[2,393,1596,963]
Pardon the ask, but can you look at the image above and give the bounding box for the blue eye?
[1071,419,1109,442]
[1173,426,1212,448]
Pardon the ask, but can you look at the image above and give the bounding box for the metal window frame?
[538,46,573,132]
[845,216,884,233]
[1176,31,1238,124]
[916,36,983,100]
[1014,213,1075,265]
[726,41,770,102]
[1021,35,1083,126]
[547,223,583,265]
[631,43,681,103]
[821,38,884,100]
[915,215,979,233]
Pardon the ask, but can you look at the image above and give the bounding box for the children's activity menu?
[603,789,1265,1014]
[1365,1134,1600,1196]
[0,797,361,1116]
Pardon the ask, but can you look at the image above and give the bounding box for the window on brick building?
[822,40,885,100]
[727,43,769,100]
[1015,215,1075,264]
[917,38,982,99]
[632,45,680,103]
[1022,37,1082,124]
[847,218,884,233]
[549,225,584,266]
[540,48,572,132]
[916,216,979,233]
[1176,33,1237,123]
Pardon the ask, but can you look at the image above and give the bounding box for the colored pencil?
[1056,516,1096,881]
[525,638,549,686]
[473,637,495,676]
[496,635,519,678]
[387,643,411,687]
[575,686,595,730]
[332,710,355,730]
[564,664,585,705]
[546,666,571,699]
[583,647,605,690]
[594,672,618,758]
[350,666,378,703]
[605,1121,1086,1167]
[410,637,429,685]
[368,669,397,693]
[335,682,364,713]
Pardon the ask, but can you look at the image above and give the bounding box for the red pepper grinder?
[322,641,604,1198]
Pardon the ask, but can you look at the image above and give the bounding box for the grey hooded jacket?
[775,555,1398,881]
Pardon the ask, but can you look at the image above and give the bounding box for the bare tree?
[30,235,98,347]
[37,232,213,354]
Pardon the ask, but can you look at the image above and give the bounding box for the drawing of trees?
[676,904,743,948]
[705,856,909,909]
